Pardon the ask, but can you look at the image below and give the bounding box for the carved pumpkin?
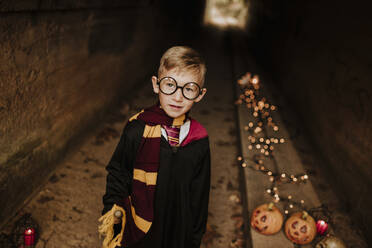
[285,211,316,245]
[250,203,283,235]
[316,235,347,248]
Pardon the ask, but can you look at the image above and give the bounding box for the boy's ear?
[194,88,207,103]
[152,76,159,94]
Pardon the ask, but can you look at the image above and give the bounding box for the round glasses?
[157,76,202,100]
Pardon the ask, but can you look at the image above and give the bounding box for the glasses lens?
[183,83,200,100]
[159,77,177,94]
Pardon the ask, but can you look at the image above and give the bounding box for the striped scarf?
[99,104,187,248]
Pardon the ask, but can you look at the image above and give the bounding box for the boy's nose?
[173,88,183,101]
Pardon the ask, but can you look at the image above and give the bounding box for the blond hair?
[158,46,206,85]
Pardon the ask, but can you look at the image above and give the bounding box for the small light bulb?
[254,127,262,133]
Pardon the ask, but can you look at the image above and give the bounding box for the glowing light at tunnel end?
[203,0,249,30]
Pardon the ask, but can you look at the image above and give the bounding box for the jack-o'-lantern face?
[250,203,283,235]
[285,211,316,245]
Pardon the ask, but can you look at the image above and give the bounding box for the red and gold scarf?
[99,104,187,248]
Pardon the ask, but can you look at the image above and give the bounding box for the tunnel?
[0,0,371,247]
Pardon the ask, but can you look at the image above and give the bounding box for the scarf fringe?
[98,204,126,248]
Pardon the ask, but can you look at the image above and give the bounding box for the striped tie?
[163,125,181,146]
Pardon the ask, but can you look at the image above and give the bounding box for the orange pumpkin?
[285,211,317,245]
[250,203,283,235]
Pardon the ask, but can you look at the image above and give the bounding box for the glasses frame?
[157,76,203,100]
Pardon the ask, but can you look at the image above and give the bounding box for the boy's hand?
[114,210,123,224]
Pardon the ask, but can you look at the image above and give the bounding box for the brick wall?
[0,0,195,227]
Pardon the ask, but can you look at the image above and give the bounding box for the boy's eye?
[185,87,195,92]
[166,83,175,88]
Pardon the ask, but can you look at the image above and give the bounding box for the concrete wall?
[246,0,372,243]
[0,0,202,227]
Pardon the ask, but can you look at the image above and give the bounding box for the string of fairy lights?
[235,72,309,214]
[235,72,345,246]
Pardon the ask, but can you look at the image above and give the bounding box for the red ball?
[316,220,328,235]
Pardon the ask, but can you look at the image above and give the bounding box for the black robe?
[102,119,211,248]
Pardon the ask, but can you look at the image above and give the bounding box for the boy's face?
[152,68,206,119]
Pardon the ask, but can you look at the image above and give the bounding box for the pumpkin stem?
[268,202,274,210]
[302,211,308,220]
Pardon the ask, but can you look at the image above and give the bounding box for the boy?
[99,46,210,248]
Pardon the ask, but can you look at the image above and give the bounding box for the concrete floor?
[1,30,368,248]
